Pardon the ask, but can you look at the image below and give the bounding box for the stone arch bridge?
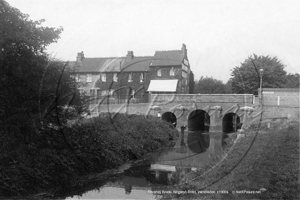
[96,94,262,134]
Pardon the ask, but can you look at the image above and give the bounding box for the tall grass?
[164,119,299,200]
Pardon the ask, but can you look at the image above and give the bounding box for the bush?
[0,113,178,197]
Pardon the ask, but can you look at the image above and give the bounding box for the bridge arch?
[222,113,240,133]
[187,109,210,132]
[162,112,177,127]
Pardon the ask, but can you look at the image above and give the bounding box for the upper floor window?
[113,73,118,82]
[128,73,133,82]
[87,74,92,82]
[101,73,106,82]
[170,67,175,76]
[140,73,144,82]
[157,69,161,76]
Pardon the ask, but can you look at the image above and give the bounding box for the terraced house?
[69,44,192,112]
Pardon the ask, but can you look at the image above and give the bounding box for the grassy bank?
[0,113,178,198]
[164,119,299,199]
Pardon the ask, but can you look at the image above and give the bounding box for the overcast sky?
[6,0,300,82]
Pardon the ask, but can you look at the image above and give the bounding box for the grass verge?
[163,119,299,200]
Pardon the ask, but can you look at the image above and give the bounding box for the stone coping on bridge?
[151,94,254,96]
[150,93,254,104]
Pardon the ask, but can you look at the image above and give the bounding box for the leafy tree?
[0,1,88,196]
[230,54,287,95]
[285,73,300,88]
[189,70,195,94]
[0,0,87,129]
[224,79,232,94]
[194,76,227,94]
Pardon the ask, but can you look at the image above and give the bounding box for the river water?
[65,131,225,200]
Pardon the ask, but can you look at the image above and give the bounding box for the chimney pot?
[126,51,134,60]
[181,43,187,57]
[76,51,84,62]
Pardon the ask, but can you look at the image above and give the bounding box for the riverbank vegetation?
[0,113,178,198]
[165,119,299,200]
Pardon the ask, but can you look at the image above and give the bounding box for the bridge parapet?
[151,94,254,104]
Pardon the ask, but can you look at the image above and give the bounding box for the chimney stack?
[181,43,187,57]
[126,51,134,60]
[76,51,84,62]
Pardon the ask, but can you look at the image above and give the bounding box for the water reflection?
[66,131,225,199]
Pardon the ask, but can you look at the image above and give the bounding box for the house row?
[69,43,192,105]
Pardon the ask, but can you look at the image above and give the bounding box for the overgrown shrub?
[0,113,178,197]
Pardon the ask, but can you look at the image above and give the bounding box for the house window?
[87,74,92,82]
[128,73,133,82]
[157,69,161,76]
[113,73,118,82]
[101,90,108,96]
[140,73,144,82]
[170,67,175,76]
[97,89,101,103]
[101,73,106,82]
[90,89,96,104]
[90,89,95,97]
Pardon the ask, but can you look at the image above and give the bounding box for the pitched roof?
[100,58,124,72]
[121,56,153,72]
[74,57,124,73]
[71,46,186,73]
[150,50,184,67]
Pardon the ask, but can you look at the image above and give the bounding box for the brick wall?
[261,88,299,106]
[92,71,150,103]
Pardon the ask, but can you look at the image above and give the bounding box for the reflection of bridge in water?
[66,128,238,200]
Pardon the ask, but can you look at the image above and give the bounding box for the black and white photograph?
[0,0,299,199]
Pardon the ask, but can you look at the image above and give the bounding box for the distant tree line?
[193,76,231,94]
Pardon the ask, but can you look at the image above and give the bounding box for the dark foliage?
[194,76,228,94]
[189,71,195,94]
[230,54,287,95]
[0,113,178,197]
[285,73,300,88]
